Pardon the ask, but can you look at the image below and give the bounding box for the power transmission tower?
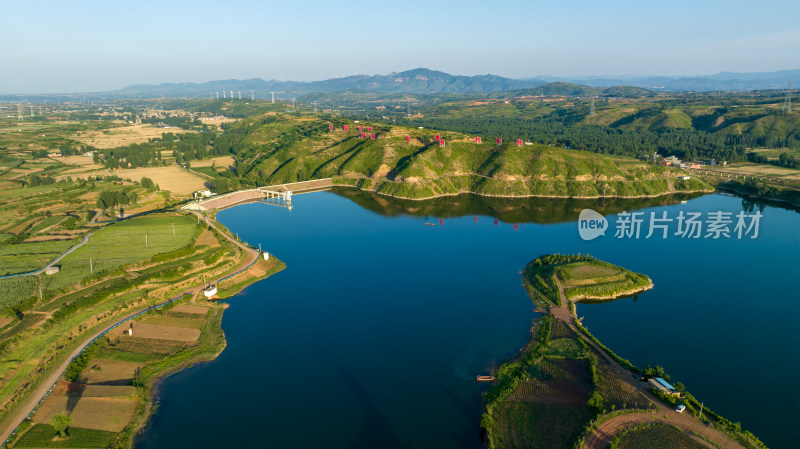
[270,92,276,103]
[251,90,254,101]
[17,103,23,121]
[590,96,596,116]
[783,82,793,114]
[312,101,318,113]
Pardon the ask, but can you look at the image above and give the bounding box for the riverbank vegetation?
[482,254,765,449]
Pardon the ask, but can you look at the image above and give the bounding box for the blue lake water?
[137,190,798,449]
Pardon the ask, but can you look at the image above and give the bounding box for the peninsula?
[481,254,765,449]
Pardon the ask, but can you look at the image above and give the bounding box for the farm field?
[0,213,198,308]
[700,162,800,182]
[58,165,206,196]
[483,255,753,449]
[13,424,117,448]
[613,423,709,449]
[191,155,235,169]
[71,123,196,149]
[7,297,223,448]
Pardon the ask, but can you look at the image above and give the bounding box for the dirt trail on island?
[550,278,746,449]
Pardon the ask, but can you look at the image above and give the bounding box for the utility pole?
[145,231,149,248]
[172,222,175,236]
[783,82,793,114]
[90,257,93,274]
[699,402,704,420]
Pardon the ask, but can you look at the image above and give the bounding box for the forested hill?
[196,113,711,200]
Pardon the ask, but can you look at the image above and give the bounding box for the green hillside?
[223,113,712,200]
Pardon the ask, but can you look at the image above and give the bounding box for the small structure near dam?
[182,178,333,212]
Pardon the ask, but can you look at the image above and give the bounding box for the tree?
[587,391,604,412]
[140,177,156,191]
[50,413,72,437]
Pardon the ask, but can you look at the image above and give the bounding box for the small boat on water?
[476,375,496,382]
[425,222,436,226]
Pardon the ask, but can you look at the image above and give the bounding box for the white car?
[675,404,686,413]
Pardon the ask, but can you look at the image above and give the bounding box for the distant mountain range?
[116,68,539,99]
[111,68,798,99]
[528,69,800,92]
[3,68,796,100]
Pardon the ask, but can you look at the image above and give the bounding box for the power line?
[783,82,793,114]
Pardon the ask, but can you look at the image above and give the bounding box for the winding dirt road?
[551,278,745,449]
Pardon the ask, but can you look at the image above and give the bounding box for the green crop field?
[0,240,75,276]
[0,214,198,309]
[13,424,117,448]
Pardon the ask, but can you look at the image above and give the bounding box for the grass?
[218,112,712,199]
[0,213,198,308]
[488,402,594,449]
[484,254,657,448]
[0,239,76,275]
[13,424,117,448]
[524,255,653,305]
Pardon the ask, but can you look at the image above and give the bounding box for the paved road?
[0,211,261,446]
[0,290,192,446]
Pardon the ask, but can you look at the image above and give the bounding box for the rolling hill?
[219,113,712,200]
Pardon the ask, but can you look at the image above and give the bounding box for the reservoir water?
[137,190,798,449]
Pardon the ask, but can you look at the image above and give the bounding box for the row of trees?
[747,151,800,169]
[95,190,138,211]
[400,116,753,163]
[98,129,230,169]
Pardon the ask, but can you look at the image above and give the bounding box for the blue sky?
[2,0,799,93]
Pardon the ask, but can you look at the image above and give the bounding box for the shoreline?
[567,282,654,302]
[0,209,284,449]
[129,261,285,448]
[483,256,765,449]
[715,184,800,209]
[331,182,715,202]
